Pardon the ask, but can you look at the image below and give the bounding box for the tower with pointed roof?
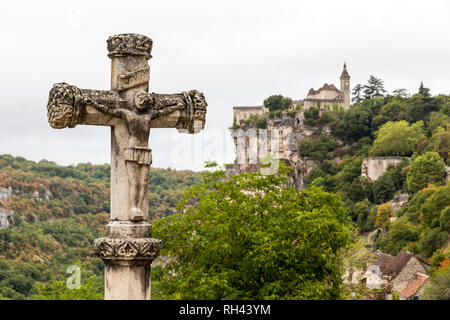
[340,63,350,109]
[303,63,351,111]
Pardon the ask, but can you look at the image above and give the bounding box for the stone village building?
[345,251,430,300]
[233,63,351,125]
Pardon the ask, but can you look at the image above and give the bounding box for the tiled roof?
[233,106,264,110]
[340,63,350,78]
[341,68,350,78]
[233,100,304,110]
[399,273,429,299]
[307,83,341,97]
[375,251,415,277]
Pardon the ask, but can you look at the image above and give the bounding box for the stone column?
[94,34,161,300]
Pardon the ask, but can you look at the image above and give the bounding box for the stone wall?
[233,106,267,124]
[392,257,428,293]
[361,157,406,182]
[0,187,12,201]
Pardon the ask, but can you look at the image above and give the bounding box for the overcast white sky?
[0,0,449,171]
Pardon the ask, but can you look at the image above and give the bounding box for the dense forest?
[296,81,449,265]
[0,155,201,299]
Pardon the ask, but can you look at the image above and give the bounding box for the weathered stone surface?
[361,157,406,182]
[229,110,319,190]
[389,193,409,213]
[0,209,13,229]
[0,187,12,201]
[45,33,208,300]
[107,33,153,59]
[94,237,161,261]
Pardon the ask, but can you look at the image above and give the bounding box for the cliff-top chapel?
[233,63,350,124]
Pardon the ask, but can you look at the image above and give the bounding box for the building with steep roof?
[303,63,351,110]
[232,64,351,127]
[373,251,430,298]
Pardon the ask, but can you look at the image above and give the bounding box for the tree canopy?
[406,152,446,193]
[263,95,293,112]
[369,121,424,156]
[153,163,351,299]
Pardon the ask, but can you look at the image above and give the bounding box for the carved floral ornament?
[94,237,162,261]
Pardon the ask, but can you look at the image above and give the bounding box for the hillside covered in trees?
[0,155,201,299]
[297,80,449,265]
[225,79,450,299]
[0,80,449,300]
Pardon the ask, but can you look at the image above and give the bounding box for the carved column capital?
[94,237,162,262]
[107,33,153,59]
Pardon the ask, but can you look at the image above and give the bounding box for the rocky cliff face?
[229,110,320,190]
[0,187,12,201]
[0,209,13,229]
[0,185,52,229]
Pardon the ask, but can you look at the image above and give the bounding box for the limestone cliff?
[229,110,320,190]
[0,209,14,229]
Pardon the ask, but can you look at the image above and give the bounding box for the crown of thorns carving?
[47,83,83,129]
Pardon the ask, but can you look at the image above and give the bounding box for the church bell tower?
[340,63,350,109]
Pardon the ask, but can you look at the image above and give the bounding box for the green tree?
[263,95,292,112]
[256,116,267,129]
[363,76,387,99]
[31,275,104,300]
[377,216,419,255]
[371,98,408,129]
[332,104,373,143]
[406,152,446,193]
[354,200,371,230]
[433,130,450,165]
[422,267,450,300]
[418,228,448,258]
[153,163,350,300]
[369,121,424,156]
[298,135,338,161]
[420,184,450,229]
[352,84,364,103]
[405,92,440,124]
[392,88,409,98]
[440,206,450,232]
[418,82,431,97]
[375,203,393,229]
[303,106,320,126]
[372,173,396,204]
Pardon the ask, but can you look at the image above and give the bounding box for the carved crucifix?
[46,34,207,300]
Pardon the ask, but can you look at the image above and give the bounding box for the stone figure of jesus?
[92,91,155,220]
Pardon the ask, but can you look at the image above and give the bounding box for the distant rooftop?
[233,100,304,110]
[399,273,429,299]
[307,83,340,96]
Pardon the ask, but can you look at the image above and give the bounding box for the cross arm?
[47,83,126,129]
[147,90,207,134]
[47,83,208,134]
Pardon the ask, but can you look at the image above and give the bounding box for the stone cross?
[45,34,207,300]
